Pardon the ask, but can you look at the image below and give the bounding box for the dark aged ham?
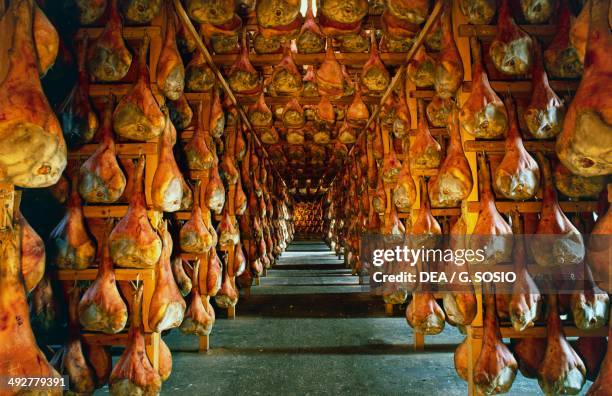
[429,107,473,208]
[460,38,508,139]
[168,93,193,130]
[544,0,583,78]
[557,0,612,177]
[109,156,162,268]
[489,0,533,75]
[75,0,106,25]
[157,5,185,101]
[120,0,161,24]
[0,225,61,392]
[113,35,165,141]
[0,0,66,188]
[52,174,96,270]
[79,97,126,204]
[574,336,607,382]
[60,36,98,148]
[493,96,540,201]
[520,0,554,23]
[87,0,132,82]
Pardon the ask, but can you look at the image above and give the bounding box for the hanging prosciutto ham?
[283,99,305,128]
[0,0,66,188]
[557,0,612,177]
[228,31,262,95]
[172,257,192,297]
[393,141,417,212]
[387,0,430,24]
[87,0,132,82]
[152,114,188,212]
[474,291,518,394]
[78,240,128,334]
[460,38,508,139]
[588,203,611,292]
[109,284,162,396]
[0,225,61,390]
[458,0,496,24]
[493,96,540,201]
[554,161,606,199]
[361,32,390,94]
[180,183,214,254]
[149,222,186,332]
[186,0,235,25]
[297,0,325,54]
[180,260,215,336]
[434,2,464,99]
[60,36,98,148]
[520,0,554,23]
[429,107,473,208]
[489,0,533,75]
[470,155,513,265]
[256,0,301,38]
[407,46,435,88]
[113,35,165,141]
[538,294,587,395]
[531,153,585,267]
[109,156,162,268]
[52,175,96,270]
[15,207,45,294]
[186,50,215,92]
[525,42,564,139]
[267,45,303,96]
[317,43,345,97]
[75,0,106,25]
[168,93,193,130]
[411,100,442,170]
[544,0,583,79]
[426,95,454,128]
[120,0,161,24]
[79,97,126,203]
[157,5,185,101]
[185,103,215,170]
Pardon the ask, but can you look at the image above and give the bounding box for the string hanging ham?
[87,0,132,82]
[489,0,533,75]
[267,44,303,96]
[544,0,583,79]
[172,257,192,297]
[316,42,345,97]
[411,99,442,170]
[569,265,609,330]
[60,36,98,148]
[148,221,186,333]
[180,259,215,336]
[297,0,325,54]
[109,156,162,268]
[557,0,612,177]
[180,181,214,254]
[228,30,262,95]
[407,46,435,88]
[0,0,66,188]
[186,49,216,92]
[79,96,126,203]
[157,4,185,101]
[530,153,585,267]
[460,38,508,139]
[109,283,162,396]
[428,106,473,208]
[493,96,540,201]
[434,1,464,99]
[361,32,390,95]
[51,173,96,270]
[113,35,165,141]
[184,102,215,170]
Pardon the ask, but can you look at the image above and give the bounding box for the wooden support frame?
[55,268,160,369]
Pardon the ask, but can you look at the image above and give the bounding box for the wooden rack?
[54,268,160,369]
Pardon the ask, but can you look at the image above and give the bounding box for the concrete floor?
[96,240,594,395]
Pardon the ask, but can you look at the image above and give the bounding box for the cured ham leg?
[0,0,66,188]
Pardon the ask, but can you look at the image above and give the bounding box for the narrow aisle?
[157,241,544,396]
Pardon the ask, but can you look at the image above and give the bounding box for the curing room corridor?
[130,240,566,396]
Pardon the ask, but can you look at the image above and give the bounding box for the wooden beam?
[211,52,412,67]
[458,24,557,37]
[466,200,599,213]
